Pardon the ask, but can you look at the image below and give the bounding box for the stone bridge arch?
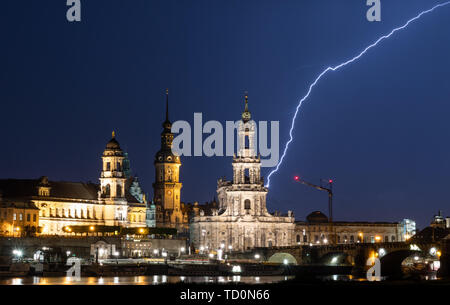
[379,249,421,278]
[267,252,298,265]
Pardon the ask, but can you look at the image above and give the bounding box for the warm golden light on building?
[89,226,95,231]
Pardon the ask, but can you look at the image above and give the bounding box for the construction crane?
[294,176,335,245]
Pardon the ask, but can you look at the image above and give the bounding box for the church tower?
[99,131,128,225]
[153,90,186,231]
[190,93,294,252]
[217,93,268,217]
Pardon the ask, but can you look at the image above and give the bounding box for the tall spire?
[162,88,172,130]
[165,88,169,122]
[242,91,251,123]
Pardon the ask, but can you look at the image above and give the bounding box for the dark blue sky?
[1,0,449,229]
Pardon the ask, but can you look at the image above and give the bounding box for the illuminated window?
[13,213,16,220]
[19,214,23,221]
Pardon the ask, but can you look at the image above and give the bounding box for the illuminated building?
[401,218,416,240]
[190,95,295,251]
[0,133,147,235]
[0,193,40,237]
[294,211,405,245]
[152,90,189,233]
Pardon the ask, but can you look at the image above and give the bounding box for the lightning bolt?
[265,1,450,188]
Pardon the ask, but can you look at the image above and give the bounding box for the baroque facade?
[0,133,147,236]
[190,95,295,251]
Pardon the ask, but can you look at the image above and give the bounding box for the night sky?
[1,0,450,229]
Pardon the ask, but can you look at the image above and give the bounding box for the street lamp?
[13,249,23,260]
[179,247,185,257]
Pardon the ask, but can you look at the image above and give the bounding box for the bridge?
[245,240,443,277]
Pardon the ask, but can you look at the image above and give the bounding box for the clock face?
[167,190,172,196]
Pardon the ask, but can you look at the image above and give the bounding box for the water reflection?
[0,275,294,285]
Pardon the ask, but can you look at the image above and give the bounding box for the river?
[0,275,295,285]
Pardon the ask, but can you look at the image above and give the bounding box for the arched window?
[244,168,250,183]
[296,235,301,243]
[105,184,111,197]
[106,162,111,171]
[244,199,251,210]
[116,184,122,197]
[117,162,121,171]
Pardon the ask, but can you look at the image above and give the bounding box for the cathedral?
[189,95,296,251]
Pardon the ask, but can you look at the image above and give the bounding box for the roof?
[0,178,144,204]
[411,226,450,243]
[106,137,121,150]
[0,178,100,200]
[0,200,40,210]
[306,211,329,223]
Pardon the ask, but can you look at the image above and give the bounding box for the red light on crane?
[329,179,333,184]
[294,176,299,181]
